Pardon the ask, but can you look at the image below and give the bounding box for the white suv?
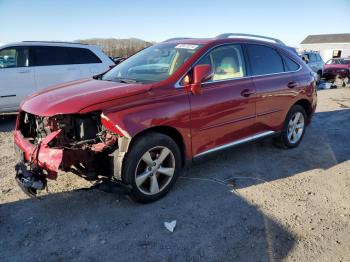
[0,41,114,112]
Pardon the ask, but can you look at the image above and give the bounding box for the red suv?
[14,33,317,202]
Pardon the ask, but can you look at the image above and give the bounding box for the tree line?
[78,38,153,58]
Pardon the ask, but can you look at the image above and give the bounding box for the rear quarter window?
[246,44,284,75]
[282,54,300,72]
[67,47,102,64]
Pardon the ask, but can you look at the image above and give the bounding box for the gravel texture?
[0,88,349,262]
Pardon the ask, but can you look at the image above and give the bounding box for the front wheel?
[274,105,307,149]
[122,132,181,203]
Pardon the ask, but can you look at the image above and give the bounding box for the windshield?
[102,43,202,83]
[326,59,349,65]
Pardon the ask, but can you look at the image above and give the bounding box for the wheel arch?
[130,125,187,167]
[293,99,313,124]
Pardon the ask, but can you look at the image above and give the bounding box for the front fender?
[101,90,192,158]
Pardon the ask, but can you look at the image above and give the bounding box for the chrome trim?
[194,131,275,158]
[174,42,303,89]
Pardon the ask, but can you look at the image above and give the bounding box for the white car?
[0,41,114,112]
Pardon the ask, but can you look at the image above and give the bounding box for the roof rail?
[215,33,285,46]
[163,37,192,42]
[22,41,87,45]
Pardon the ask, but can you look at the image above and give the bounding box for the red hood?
[21,78,151,116]
[324,64,349,70]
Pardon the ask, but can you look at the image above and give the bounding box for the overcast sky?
[1,0,349,46]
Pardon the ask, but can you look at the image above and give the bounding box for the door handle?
[0,94,16,98]
[287,81,298,88]
[241,89,255,97]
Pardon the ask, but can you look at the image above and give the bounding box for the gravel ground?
[0,88,349,262]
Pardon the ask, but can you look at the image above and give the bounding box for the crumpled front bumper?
[13,130,63,177]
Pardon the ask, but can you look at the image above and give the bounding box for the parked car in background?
[299,51,324,81]
[323,58,350,80]
[14,34,317,202]
[0,42,114,113]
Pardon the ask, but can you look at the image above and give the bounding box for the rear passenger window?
[283,55,300,72]
[33,46,71,66]
[68,47,102,64]
[246,44,284,75]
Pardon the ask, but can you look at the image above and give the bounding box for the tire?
[274,105,307,149]
[122,132,181,203]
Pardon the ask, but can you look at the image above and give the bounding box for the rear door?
[0,46,36,111]
[32,46,81,89]
[246,44,300,133]
[67,47,104,78]
[189,44,256,156]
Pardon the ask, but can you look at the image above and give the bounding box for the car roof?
[161,34,289,49]
[0,41,94,49]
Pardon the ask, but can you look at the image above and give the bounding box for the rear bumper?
[13,130,63,175]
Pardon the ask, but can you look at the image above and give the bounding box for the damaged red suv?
[14,33,317,202]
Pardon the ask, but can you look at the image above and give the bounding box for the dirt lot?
[0,88,349,262]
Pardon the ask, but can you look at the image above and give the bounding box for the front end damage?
[14,111,129,196]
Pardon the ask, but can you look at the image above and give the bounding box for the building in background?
[300,34,350,62]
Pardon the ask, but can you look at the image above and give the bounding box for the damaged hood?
[21,78,151,116]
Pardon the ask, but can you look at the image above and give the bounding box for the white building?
[300,34,350,62]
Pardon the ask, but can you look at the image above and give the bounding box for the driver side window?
[197,44,246,81]
[0,47,30,68]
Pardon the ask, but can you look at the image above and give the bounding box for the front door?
[189,44,256,156]
[0,46,36,112]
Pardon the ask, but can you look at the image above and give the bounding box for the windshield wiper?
[114,78,138,83]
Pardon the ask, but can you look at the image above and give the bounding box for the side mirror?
[302,55,309,64]
[189,64,213,95]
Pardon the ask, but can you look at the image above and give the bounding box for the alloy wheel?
[287,112,305,144]
[134,146,175,195]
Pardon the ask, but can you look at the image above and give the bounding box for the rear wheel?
[274,105,307,148]
[122,132,181,203]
